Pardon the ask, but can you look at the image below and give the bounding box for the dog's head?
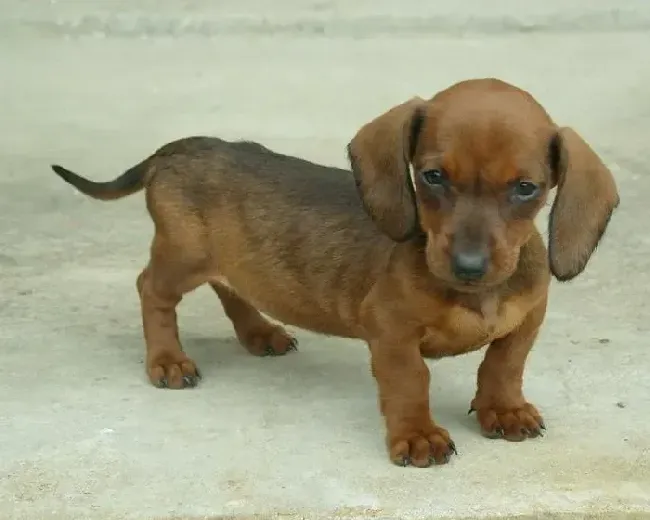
[347,78,619,291]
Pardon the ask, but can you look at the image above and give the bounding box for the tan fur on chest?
[419,295,528,359]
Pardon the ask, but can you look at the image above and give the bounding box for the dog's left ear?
[347,97,427,242]
[548,127,620,281]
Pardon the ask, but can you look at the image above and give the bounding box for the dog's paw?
[147,352,201,389]
[470,402,545,441]
[238,324,298,357]
[389,423,457,468]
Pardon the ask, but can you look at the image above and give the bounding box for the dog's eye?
[421,169,445,186]
[511,180,539,202]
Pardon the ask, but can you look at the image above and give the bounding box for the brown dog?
[51,78,619,468]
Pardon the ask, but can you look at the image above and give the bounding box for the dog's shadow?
[183,332,377,399]
[110,329,481,436]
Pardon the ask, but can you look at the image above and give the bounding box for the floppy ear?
[548,127,620,281]
[346,97,427,241]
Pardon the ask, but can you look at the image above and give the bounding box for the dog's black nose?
[451,251,488,281]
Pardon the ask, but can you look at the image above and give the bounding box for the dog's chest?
[419,295,527,358]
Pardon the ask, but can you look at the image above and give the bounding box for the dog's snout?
[451,250,488,281]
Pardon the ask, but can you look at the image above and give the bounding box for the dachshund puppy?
[51,78,619,468]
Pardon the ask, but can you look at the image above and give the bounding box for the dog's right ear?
[547,127,620,281]
[347,97,427,242]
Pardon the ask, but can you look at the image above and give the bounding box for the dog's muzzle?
[451,249,488,281]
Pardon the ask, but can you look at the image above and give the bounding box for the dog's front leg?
[370,338,456,467]
[470,298,547,441]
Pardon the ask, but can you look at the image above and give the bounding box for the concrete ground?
[1,1,650,519]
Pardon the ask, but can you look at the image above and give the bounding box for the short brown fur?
[51,78,619,467]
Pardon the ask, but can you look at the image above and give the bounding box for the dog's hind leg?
[210,282,298,357]
[137,234,207,389]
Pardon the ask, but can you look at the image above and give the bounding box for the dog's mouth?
[428,270,506,294]
[450,279,495,293]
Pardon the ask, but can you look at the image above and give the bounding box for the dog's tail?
[51,158,150,201]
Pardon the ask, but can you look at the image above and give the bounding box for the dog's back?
[142,136,384,249]
[154,138,394,337]
[54,136,395,337]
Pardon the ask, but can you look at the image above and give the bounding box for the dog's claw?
[448,441,458,455]
[467,407,476,415]
[520,427,545,439]
[182,375,199,388]
[154,374,200,389]
[263,339,297,356]
[394,456,410,467]
[524,427,542,438]
[539,420,546,431]
[495,427,504,438]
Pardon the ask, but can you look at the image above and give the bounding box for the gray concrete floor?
[1,1,650,519]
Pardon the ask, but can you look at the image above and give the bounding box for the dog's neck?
[439,285,500,319]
